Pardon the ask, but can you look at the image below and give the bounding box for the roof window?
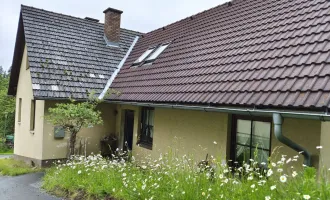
[133,48,155,64]
[145,43,170,62]
[132,42,171,67]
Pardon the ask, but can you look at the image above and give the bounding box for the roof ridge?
[141,0,238,35]
[20,4,142,34]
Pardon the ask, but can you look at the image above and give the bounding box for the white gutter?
[98,36,139,100]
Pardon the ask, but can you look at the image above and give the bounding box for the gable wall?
[14,44,45,161]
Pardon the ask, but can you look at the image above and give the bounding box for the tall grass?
[43,146,330,200]
[0,158,40,176]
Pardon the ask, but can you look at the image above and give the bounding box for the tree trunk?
[69,131,78,157]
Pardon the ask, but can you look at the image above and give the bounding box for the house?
[8,0,330,169]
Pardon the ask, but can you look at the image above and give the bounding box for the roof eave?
[8,11,25,96]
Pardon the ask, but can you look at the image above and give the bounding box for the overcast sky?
[0,0,229,71]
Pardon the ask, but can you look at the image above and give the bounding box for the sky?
[0,0,229,71]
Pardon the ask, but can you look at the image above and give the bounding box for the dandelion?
[303,195,311,199]
[280,175,287,183]
[316,146,323,149]
[270,185,276,190]
[265,196,271,200]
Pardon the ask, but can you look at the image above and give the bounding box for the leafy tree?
[46,99,103,156]
[0,66,15,138]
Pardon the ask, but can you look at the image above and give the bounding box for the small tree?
[46,99,103,156]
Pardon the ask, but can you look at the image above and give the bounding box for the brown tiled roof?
[110,0,330,110]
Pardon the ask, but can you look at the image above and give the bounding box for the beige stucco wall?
[320,121,330,169]
[14,45,45,160]
[42,101,117,160]
[271,118,321,168]
[116,105,229,162]
[116,104,321,168]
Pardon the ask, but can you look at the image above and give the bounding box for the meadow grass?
[42,148,330,200]
[0,158,41,176]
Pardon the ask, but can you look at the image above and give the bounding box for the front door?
[123,110,134,151]
[230,115,272,166]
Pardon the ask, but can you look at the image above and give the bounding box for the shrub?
[43,147,330,200]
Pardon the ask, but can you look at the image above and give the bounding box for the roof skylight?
[133,48,155,64]
[145,43,170,61]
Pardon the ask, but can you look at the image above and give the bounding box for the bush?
[0,141,12,154]
[43,148,330,200]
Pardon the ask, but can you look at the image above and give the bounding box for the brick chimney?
[103,7,123,46]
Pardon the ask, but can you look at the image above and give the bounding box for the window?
[132,42,171,67]
[133,48,155,64]
[30,100,36,131]
[18,98,22,123]
[145,43,170,62]
[231,116,271,165]
[138,107,154,149]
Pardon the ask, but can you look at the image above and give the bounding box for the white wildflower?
[277,168,283,173]
[251,184,255,189]
[316,146,323,149]
[267,169,273,177]
[292,171,298,178]
[78,170,82,174]
[270,185,276,190]
[303,195,310,200]
[280,175,287,183]
[265,196,271,200]
[213,141,217,145]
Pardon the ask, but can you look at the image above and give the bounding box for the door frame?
[122,109,135,151]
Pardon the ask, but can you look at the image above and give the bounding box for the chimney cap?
[84,17,99,23]
[103,7,123,14]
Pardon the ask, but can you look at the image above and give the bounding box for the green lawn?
[0,158,41,176]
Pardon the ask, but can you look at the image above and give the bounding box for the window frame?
[230,115,272,166]
[18,98,22,123]
[30,100,36,131]
[131,42,171,67]
[132,47,156,66]
[144,43,170,64]
[137,107,155,149]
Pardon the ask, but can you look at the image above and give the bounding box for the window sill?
[137,142,152,150]
[30,130,35,135]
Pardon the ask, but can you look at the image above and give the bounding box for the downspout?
[98,36,139,100]
[273,113,312,166]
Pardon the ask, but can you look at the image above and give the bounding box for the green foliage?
[0,66,15,138]
[46,100,103,132]
[46,98,103,156]
[42,151,330,200]
[0,158,41,176]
